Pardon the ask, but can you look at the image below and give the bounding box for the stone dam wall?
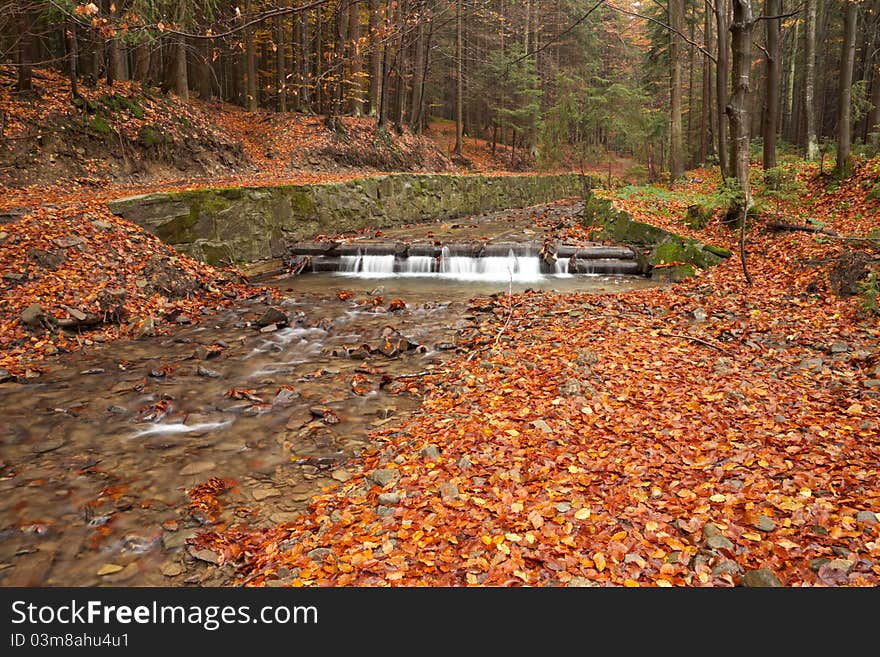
[107,173,586,265]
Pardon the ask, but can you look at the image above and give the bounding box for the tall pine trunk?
[729,0,754,202]
[669,0,685,180]
[869,58,880,147]
[804,0,819,159]
[454,0,463,155]
[835,2,858,178]
[700,4,712,164]
[17,11,33,93]
[729,0,755,286]
[762,0,781,170]
[715,0,731,179]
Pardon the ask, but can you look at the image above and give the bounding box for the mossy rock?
[650,241,685,266]
[598,214,671,245]
[581,193,622,227]
[683,203,713,230]
[651,264,697,282]
[704,244,733,259]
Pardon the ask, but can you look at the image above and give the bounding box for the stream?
[0,221,659,587]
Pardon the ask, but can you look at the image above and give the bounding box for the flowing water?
[0,267,657,586]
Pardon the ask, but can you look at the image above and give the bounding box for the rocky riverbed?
[0,240,656,586]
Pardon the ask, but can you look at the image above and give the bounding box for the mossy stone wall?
[108,173,585,265]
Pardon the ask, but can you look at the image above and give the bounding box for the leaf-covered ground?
[190,161,880,587]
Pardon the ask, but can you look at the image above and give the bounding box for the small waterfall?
[360,255,395,275]
[400,255,436,274]
[340,254,362,273]
[326,245,635,281]
[339,252,395,276]
[437,247,541,282]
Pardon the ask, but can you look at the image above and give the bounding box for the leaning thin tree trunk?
[669,0,685,180]
[715,0,731,180]
[762,0,781,171]
[804,0,819,159]
[728,0,755,286]
[835,2,858,179]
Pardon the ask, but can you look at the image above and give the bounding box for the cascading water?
[554,257,571,276]
[339,252,396,277]
[437,247,542,282]
[401,255,435,274]
[330,246,633,281]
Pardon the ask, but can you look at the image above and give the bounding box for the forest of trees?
[3,1,880,187]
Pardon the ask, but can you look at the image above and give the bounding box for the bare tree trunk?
[245,0,258,111]
[299,9,311,111]
[277,13,287,112]
[394,0,410,130]
[409,3,427,129]
[369,0,382,116]
[107,1,120,85]
[333,0,350,117]
[413,15,433,133]
[134,40,151,82]
[66,21,79,99]
[173,35,189,99]
[715,0,731,179]
[17,11,33,93]
[836,2,858,178]
[454,0,463,155]
[700,2,712,164]
[762,0,781,170]
[869,58,880,147]
[316,6,324,113]
[783,17,798,142]
[729,0,754,198]
[350,0,363,115]
[805,0,819,159]
[197,40,214,100]
[670,0,685,180]
[729,0,755,285]
[687,5,697,167]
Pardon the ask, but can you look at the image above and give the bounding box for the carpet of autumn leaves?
[190,161,879,587]
[0,200,270,378]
